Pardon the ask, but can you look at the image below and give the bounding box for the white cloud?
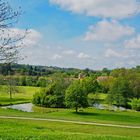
[19,29,42,47]
[124,34,140,49]
[77,52,90,59]
[62,50,76,55]
[105,49,136,59]
[0,28,42,47]
[49,0,140,19]
[52,54,62,60]
[105,49,121,58]
[84,20,135,42]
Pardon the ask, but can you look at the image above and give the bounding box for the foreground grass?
[0,86,40,106]
[0,107,140,126]
[0,118,140,140]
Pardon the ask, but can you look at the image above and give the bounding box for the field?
[0,117,140,140]
[0,86,40,106]
[0,86,140,140]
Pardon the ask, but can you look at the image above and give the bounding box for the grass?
[0,118,140,140]
[0,86,40,106]
[88,93,107,103]
[0,86,140,139]
[0,107,140,126]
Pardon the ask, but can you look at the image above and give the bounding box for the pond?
[93,103,127,111]
[2,103,33,112]
[1,103,129,113]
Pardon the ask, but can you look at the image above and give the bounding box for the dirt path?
[0,116,140,129]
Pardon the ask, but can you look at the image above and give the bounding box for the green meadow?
[0,86,140,140]
[0,118,140,140]
[0,86,40,106]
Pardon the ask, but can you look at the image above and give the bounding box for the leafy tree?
[107,77,132,107]
[65,80,88,113]
[130,98,140,111]
[33,74,71,108]
[36,77,47,87]
[5,74,20,99]
[98,76,114,93]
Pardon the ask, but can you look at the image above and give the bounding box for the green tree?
[107,77,131,107]
[130,98,140,111]
[33,74,71,108]
[65,80,88,113]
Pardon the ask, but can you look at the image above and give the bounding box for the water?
[2,103,33,112]
[93,103,127,111]
[2,103,128,112]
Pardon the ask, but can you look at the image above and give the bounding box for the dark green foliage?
[33,75,71,108]
[107,77,132,107]
[65,80,89,112]
[130,98,140,111]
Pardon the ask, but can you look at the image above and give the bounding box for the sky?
[8,0,140,70]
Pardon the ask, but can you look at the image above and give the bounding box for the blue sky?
[9,0,140,69]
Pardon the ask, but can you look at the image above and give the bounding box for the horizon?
[8,0,140,69]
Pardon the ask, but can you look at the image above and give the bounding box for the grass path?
[0,115,140,129]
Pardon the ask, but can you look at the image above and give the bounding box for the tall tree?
[0,0,27,99]
[0,0,27,63]
[65,80,88,113]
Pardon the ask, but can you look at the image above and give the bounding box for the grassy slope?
[0,107,140,126]
[0,86,140,139]
[0,86,40,105]
[0,118,140,140]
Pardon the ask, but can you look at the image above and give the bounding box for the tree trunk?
[76,105,78,113]
[8,63,12,99]
[10,89,12,99]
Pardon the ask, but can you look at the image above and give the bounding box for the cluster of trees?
[33,74,72,108]
[33,67,140,112]
[33,75,100,112]
[99,68,140,110]
[0,63,82,77]
[0,75,50,87]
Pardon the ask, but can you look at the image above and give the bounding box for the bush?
[130,98,140,111]
[33,75,71,108]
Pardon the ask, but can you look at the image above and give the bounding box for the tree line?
[32,67,140,112]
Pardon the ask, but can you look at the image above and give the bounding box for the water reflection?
[93,103,127,111]
[2,103,128,112]
[2,103,33,112]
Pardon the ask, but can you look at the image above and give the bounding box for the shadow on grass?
[72,112,99,116]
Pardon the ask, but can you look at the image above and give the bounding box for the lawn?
[0,118,140,140]
[0,107,140,126]
[0,86,140,139]
[0,86,40,106]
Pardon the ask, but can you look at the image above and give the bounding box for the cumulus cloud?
[77,52,90,59]
[124,34,140,49]
[17,29,42,47]
[62,50,76,55]
[52,54,62,60]
[0,28,42,47]
[84,20,135,42]
[105,49,121,58]
[49,0,140,19]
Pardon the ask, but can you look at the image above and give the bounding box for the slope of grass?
[0,86,40,106]
[0,118,140,140]
[0,107,140,126]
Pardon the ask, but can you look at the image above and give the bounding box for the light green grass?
[88,93,107,100]
[0,86,40,106]
[0,118,140,140]
[0,107,140,126]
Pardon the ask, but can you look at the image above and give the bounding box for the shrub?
[130,98,140,111]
